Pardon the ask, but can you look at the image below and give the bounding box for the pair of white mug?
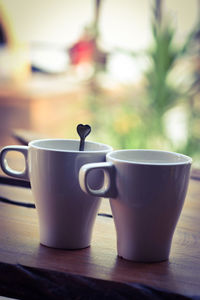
[0,139,192,262]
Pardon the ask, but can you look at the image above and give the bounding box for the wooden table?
[0,171,200,299]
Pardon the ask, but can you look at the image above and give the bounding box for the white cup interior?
[29,139,111,152]
[107,149,192,165]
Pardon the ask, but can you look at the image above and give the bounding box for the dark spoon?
[77,124,91,151]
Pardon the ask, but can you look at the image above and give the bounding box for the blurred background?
[0,0,199,166]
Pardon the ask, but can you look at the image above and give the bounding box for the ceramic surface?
[79,149,192,262]
[0,139,112,249]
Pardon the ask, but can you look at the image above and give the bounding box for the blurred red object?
[69,27,107,68]
[69,31,96,65]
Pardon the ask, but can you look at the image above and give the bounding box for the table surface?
[0,170,200,298]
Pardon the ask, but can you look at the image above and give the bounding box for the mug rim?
[106,149,192,166]
[28,139,112,153]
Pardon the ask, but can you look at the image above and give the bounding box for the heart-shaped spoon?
[77,124,91,151]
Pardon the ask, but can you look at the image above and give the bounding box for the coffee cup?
[79,149,192,262]
[0,139,112,249]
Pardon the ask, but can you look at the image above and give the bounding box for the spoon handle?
[79,138,85,151]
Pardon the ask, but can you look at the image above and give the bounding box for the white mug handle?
[79,162,117,198]
[0,146,29,180]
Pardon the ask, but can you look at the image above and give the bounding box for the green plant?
[85,1,200,165]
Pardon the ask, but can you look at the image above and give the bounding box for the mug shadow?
[33,234,180,295]
[109,254,179,293]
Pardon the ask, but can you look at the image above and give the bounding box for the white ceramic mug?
[79,149,192,262]
[0,139,112,249]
